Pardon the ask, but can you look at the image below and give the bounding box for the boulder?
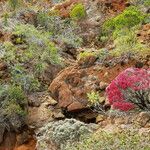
[49,65,101,113]
[136,112,150,127]
[52,111,65,119]
[99,81,108,90]
[28,91,61,129]
[28,102,54,129]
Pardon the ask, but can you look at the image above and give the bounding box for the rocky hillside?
[0,0,150,150]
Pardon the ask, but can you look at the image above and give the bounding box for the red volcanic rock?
[67,101,86,112]
[49,65,100,112]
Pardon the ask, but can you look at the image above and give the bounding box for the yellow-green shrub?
[70,3,86,20]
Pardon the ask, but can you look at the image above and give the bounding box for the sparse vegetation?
[0,0,150,149]
[64,129,150,150]
[101,6,149,56]
[1,24,61,92]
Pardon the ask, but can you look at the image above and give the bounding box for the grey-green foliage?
[36,119,93,150]
[36,12,82,48]
[0,84,27,131]
[1,24,60,92]
[12,23,60,64]
[11,64,41,92]
[1,41,41,92]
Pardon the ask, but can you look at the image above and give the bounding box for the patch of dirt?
[14,138,36,150]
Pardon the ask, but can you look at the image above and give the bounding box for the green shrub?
[12,24,59,64]
[7,85,26,104]
[110,28,149,56]
[36,11,51,29]
[70,3,86,20]
[100,5,149,57]
[2,41,17,64]
[103,6,145,34]
[0,84,27,118]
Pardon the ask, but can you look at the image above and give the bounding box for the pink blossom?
[113,102,135,111]
[106,67,150,111]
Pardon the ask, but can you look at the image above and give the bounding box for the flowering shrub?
[106,68,150,111]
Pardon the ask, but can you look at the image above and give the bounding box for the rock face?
[28,92,62,129]
[49,64,101,113]
[49,56,149,114]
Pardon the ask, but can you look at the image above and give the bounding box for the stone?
[46,96,58,106]
[99,97,106,103]
[52,111,65,119]
[136,112,150,127]
[28,92,57,107]
[104,72,109,78]
[49,66,99,113]
[28,102,54,128]
[96,114,106,123]
[138,128,150,136]
[103,124,120,134]
[28,95,41,107]
[67,101,86,112]
[114,117,125,125]
[99,82,108,90]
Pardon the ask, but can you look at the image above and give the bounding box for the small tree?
[106,68,150,111]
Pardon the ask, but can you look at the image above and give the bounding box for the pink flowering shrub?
[106,67,150,111]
